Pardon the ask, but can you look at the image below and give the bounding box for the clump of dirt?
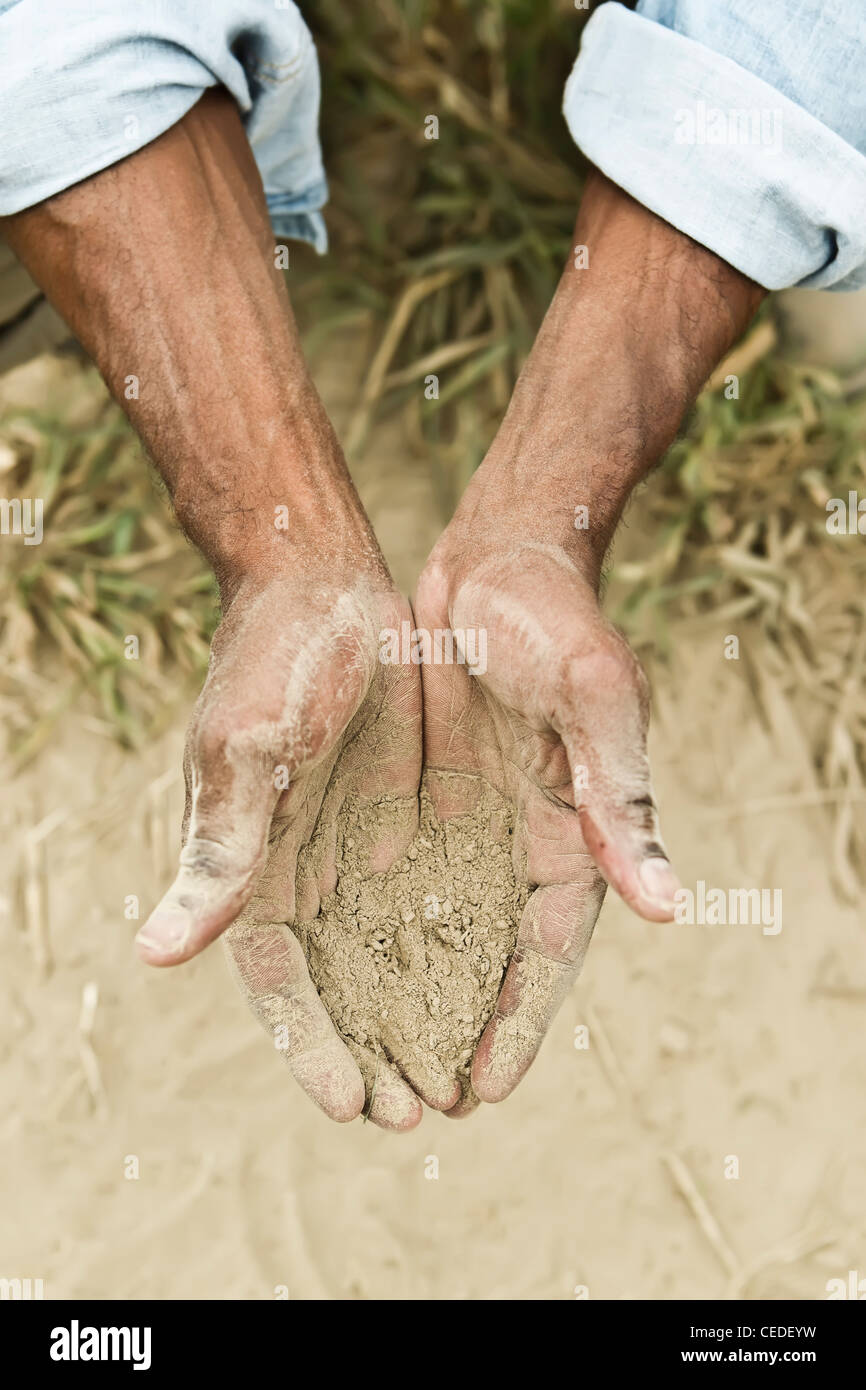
[297,778,527,1103]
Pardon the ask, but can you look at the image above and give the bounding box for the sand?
[297,780,527,1106]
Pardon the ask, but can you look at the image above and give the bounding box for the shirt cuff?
[563,3,866,291]
[0,1,328,253]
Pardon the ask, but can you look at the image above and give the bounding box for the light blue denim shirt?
[565,1,866,290]
[0,0,329,251]
[1,0,865,289]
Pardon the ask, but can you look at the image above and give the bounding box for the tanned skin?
[415,172,764,1109]
[1,90,764,1124]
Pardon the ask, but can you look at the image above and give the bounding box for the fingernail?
[639,857,680,910]
[135,906,192,959]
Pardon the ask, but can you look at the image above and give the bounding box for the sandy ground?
[2,348,865,1302]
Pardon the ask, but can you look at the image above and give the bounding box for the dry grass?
[0,387,215,764]
[298,0,587,502]
[611,321,866,893]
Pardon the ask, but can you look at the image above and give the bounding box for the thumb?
[559,645,680,922]
[135,735,280,965]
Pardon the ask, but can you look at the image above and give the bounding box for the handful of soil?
[296,777,527,1107]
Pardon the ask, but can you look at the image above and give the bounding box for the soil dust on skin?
[297,777,528,1110]
[3,343,866,1301]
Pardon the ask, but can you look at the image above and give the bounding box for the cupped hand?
[414,516,680,1111]
[135,561,425,1130]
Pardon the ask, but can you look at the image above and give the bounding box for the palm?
[415,540,668,1105]
[140,572,426,1129]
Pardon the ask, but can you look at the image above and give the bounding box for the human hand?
[0,87,435,1129]
[409,171,765,1110]
[414,512,678,1110]
[136,558,425,1131]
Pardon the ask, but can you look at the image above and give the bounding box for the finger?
[444,1077,481,1120]
[472,876,604,1104]
[349,1044,423,1132]
[558,640,680,922]
[342,635,422,872]
[421,659,489,822]
[287,772,345,919]
[224,921,366,1123]
[136,733,281,965]
[383,1036,461,1113]
[413,559,489,821]
[347,795,419,876]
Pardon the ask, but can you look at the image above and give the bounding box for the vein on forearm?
[0,89,358,580]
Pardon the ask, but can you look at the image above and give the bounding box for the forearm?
[0,89,378,599]
[462,171,766,582]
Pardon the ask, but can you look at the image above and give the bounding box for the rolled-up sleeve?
[0,0,328,251]
[563,1,866,290]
